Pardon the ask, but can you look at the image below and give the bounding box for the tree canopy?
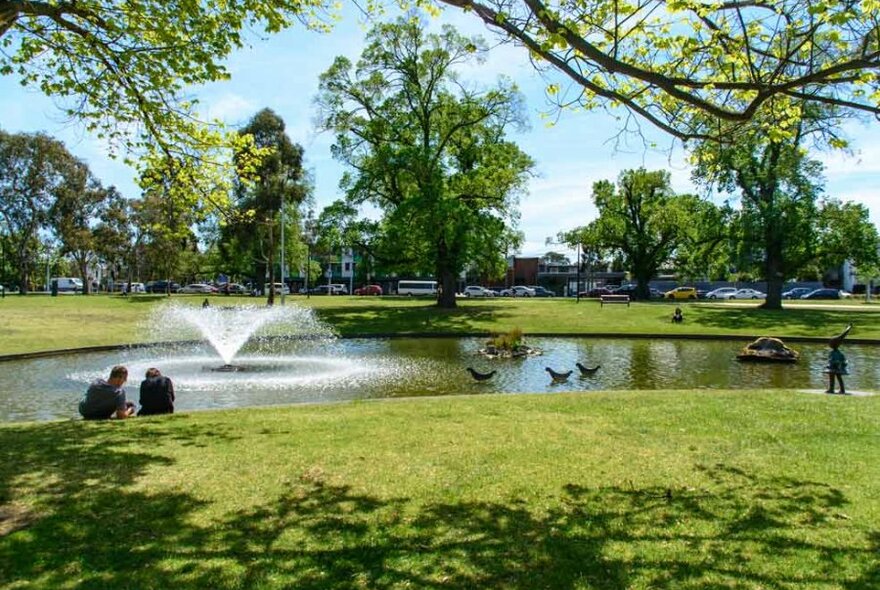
[316,17,534,307]
[560,168,722,299]
[0,0,331,157]
[438,0,880,144]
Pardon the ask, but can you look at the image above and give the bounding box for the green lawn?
[1,390,878,589]
[2,293,879,355]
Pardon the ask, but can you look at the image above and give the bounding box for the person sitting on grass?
[79,365,135,420]
[671,307,684,323]
[138,367,175,416]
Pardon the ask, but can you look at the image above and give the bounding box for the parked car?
[462,285,493,297]
[525,285,553,297]
[501,285,536,297]
[263,282,291,295]
[800,288,843,300]
[664,286,698,300]
[579,287,614,298]
[121,282,146,294]
[310,284,346,295]
[354,284,383,296]
[705,287,738,299]
[218,282,248,294]
[145,280,180,293]
[729,288,766,299]
[180,283,215,294]
[782,287,814,299]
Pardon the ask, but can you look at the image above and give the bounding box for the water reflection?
[0,337,876,422]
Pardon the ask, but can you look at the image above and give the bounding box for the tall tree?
[228,108,308,305]
[0,130,84,293]
[560,168,720,299]
[93,188,140,289]
[51,170,116,294]
[438,0,880,144]
[692,124,825,309]
[815,199,880,282]
[316,17,534,308]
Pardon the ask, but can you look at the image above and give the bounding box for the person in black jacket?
[138,367,175,416]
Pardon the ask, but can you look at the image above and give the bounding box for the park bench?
[600,294,630,307]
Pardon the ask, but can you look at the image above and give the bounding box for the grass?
[2,293,879,355]
[1,390,878,589]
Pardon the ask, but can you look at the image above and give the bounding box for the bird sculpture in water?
[466,367,497,381]
[545,367,573,382]
[575,362,601,375]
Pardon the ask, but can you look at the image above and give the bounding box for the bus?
[396,280,438,296]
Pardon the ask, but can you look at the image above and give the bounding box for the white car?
[501,285,536,297]
[705,287,738,299]
[180,283,215,294]
[462,286,493,297]
[729,288,766,299]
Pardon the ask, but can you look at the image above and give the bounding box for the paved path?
[799,389,876,397]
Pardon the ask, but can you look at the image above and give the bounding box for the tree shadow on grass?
[690,306,872,337]
[316,304,513,336]
[3,433,876,590]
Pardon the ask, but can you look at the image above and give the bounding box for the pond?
[1,337,877,423]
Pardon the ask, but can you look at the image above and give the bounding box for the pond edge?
[2,331,878,363]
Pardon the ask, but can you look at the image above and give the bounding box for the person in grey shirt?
[79,365,135,420]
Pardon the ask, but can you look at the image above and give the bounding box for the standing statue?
[825,324,852,395]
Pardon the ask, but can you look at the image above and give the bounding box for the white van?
[397,280,438,296]
[51,277,83,293]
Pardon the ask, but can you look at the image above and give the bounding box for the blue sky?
[1,6,877,258]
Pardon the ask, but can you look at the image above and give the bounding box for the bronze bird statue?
[545,367,572,382]
[466,367,496,382]
[576,362,601,375]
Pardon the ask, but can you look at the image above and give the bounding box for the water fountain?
[158,303,323,371]
[130,301,387,398]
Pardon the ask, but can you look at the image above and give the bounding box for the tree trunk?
[18,267,29,295]
[435,240,457,309]
[761,232,785,310]
[266,221,276,306]
[78,260,90,295]
[437,268,457,308]
[634,273,652,300]
[762,250,785,310]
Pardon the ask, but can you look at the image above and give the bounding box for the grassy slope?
[1,390,877,589]
[2,294,879,355]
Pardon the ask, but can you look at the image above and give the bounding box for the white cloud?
[202,93,257,124]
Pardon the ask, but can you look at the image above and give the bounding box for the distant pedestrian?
[79,365,135,420]
[202,298,210,308]
[138,368,175,416]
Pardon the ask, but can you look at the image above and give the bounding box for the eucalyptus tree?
[559,168,722,299]
[316,17,534,308]
[227,108,308,305]
[438,0,880,145]
[51,171,120,294]
[0,130,86,293]
[93,189,140,288]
